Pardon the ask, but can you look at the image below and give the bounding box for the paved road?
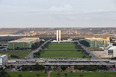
[25,39,52,59]
[77,41,98,59]
[7,58,116,66]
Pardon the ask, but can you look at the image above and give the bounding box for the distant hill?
[0,28,116,38]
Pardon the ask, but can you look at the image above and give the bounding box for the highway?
[7,58,116,66]
[25,39,52,59]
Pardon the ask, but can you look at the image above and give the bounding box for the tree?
[10,55,20,59]
[70,71,73,73]
[79,40,90,47]
[18,74,23,77]
[57,73,60,77]
[80,74,83,77]
[8,75,11,77]
[21,64,45,71]
[61,66,68,71]
[0,71,10,77]
[45,69,47,73]
[82,55,86,58]
[74,65,84,70]
[36,74,40,77]
[53,67,57,71]
[31,42,41,50]
[64,73,68,77]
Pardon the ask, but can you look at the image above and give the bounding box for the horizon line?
[0,26,116,29]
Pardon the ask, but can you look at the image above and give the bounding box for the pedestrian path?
[48,72,51,77]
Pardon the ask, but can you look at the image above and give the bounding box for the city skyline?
[0,0,116,28]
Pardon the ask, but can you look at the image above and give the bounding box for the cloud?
[49,4,72,12]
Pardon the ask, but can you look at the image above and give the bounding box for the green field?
[6,72,116,77]
[51,72,116,77]
[39,43,90,58]
[8,72,47,77]
[0,50,31,59]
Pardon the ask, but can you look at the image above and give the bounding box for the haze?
[0,0,116,28]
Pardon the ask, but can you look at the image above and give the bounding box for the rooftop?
[109,46,116,50]
[9,37,39,43]
[0,55,7,58]
[86,37,110,41]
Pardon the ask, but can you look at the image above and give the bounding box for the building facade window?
[108,50,113,55]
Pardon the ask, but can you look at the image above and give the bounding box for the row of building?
[84,37,116,58]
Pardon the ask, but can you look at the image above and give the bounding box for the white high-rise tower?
[56,30,61,42]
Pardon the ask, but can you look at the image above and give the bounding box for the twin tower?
[56,30,61,42]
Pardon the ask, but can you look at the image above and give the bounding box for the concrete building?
[62,39,73,42]
[0,55,8,66]
[85,37,110,48]
[8,37,40,50]
[56,30,61,42]
[106,46,116,57]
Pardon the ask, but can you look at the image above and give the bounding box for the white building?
[56,30,61,42]
[106,46,116,57]
[62,39,73,42]
[0,55,8,66]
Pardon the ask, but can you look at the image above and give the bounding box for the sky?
[0,0,116,28]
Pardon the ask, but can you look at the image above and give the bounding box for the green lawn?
[39,43,90,58]
[0,50,31,59]
[8,72,47,77]
[51,72,116,77]
[7,72,116,77]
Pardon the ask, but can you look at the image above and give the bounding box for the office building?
[56,30,61,42]
[0,55,8,66]
[85,37,110,48]
[8,37,40,50]
[106,46,116,57]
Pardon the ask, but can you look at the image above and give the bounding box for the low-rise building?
[106,46,116,57]
[0,55,8,66]
[8,37,40,50]
[85,37,110,48]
